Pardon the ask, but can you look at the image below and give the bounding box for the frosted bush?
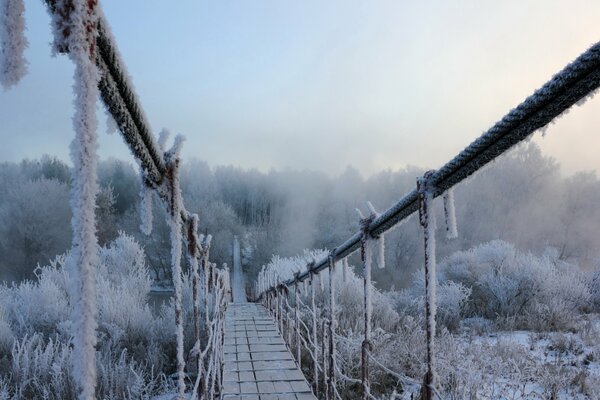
[0,307,14,357]
[589,269,600,311]
[0,233,180,398]
[438,240,591,330]
[0,260,69,338]
[394,277,471,332]
[97,348,168,400]
[10,334,73,399]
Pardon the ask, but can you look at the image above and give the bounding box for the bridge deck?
[222,303,316,400]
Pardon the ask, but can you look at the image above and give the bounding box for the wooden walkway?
[222,303,316,400]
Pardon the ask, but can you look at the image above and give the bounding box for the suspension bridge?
[2,1,600,399]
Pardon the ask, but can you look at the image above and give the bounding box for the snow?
[0,0,27,89]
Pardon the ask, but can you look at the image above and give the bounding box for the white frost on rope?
[0,0,27,89]
[366,201,386,269]
[418,175,437,369]
[364,237,373,327]
[443,189,458,239]
[55,1,102,398]
[375,234,385,269]
[139,178,153,235]
[162,135,186,399]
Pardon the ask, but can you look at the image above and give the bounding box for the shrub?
[0,233,180,398]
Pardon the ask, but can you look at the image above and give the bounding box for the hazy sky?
[1,0,599,176]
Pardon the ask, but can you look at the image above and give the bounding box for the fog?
[1,142,598,288]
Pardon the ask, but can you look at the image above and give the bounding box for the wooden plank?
[222,303,317,400]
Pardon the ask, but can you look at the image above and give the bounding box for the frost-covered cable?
[294,279,301,366]
[442,189,458,239]
[366,201,385,269]
[311,272,319,395]
[327,253,337,400]
[162,135,186,400]
[94,12,166,181]
[359,212,373,400]
[48,1,102,398]
[187,214,201,357]
[202,235,212,331]
[0,0,27,89]
[417,171,437,400]
[321,318,328,400]
[257,41,600,298]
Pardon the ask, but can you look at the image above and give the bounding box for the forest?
[1,142,599,288]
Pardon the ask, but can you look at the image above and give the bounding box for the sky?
[1,0,600,176]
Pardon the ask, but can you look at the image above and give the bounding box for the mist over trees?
[0,142,599,287]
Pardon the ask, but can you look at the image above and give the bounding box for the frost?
[0,0,27,89]
[442,188,458,239]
